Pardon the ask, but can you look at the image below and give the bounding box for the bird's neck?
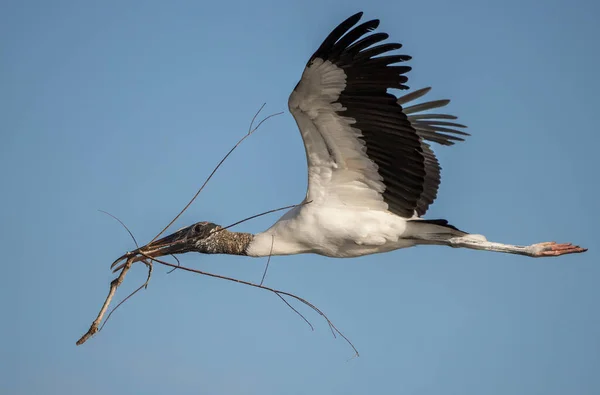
[196,228,254,255]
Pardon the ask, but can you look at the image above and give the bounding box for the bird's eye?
[193,224,202,234]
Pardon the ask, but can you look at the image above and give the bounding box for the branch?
[99,260,153,331]
[76,107,359,356]
[221,201,311,232]
[259,235,274,286]
[76,257,154,346]
[149,104,283,244]
[98,210,139,248]
[76,257,134,345]
[140,253,359,357]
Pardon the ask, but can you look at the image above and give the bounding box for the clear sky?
[2,0,599,394]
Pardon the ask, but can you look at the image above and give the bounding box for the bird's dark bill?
[110,222,219,270]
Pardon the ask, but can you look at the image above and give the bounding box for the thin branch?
[221,201,312,232]
[98,210,139,248]
[77,213,150,345]
[76,258,154,345]
[275,293,314,331]
[76,257,134,345]
[166,255,181,274]
[99,260,153,331]
[138,252,359,357]
[143,259,153,289]
[79,109,330,353]
[248,102,267,134]
[79,109,356,355]
[149,104,283,244]
[260,235,274,286]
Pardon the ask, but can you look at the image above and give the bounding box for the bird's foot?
[531,241,587,257]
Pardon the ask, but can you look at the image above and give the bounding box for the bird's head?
[111,221,252,271]
[142,221,223,256]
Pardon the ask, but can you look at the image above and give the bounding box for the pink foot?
[532,241,587,257]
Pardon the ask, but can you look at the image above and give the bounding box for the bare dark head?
[139,221,223,257]
[111,221,253,270]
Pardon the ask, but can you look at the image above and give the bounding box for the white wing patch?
[289,59,388,211]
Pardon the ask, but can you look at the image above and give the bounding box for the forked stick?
[76,257,134,345]
[77,104,359,356]
[76,202,301,346]
[77,105,280,345]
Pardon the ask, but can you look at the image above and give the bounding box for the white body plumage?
[247,58,421,257]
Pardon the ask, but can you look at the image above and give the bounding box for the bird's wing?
[396,87,469,215]
[288,12,467,218]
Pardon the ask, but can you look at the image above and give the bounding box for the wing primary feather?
[355,43,404,60]
[408,113,458,120]
[329,20,380,59]
[416,120,467,128]
[344,33,390,57]
[309,12,364,64]
[396,87,432,105]
[361,55,412,67]
[404,100,451,114]
[412,124,470,136]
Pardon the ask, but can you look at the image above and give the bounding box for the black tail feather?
[410,219,465,234]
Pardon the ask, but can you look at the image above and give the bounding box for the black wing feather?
[396,87,469,213]
[300,13,470,217]
[305,12,421,218]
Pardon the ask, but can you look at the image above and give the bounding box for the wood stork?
[127,12,586,263]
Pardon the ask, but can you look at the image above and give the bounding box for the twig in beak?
[76,257,134,345]
[77,211,150,346]
[77,108,358,356]
[99,259,153,331]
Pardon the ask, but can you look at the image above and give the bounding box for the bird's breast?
[246,204,410,258]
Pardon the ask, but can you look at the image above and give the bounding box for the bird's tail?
[405,218,468,243]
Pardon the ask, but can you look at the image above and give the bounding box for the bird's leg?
[447,235,587,257]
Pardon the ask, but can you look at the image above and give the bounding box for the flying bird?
[116,12,586,266]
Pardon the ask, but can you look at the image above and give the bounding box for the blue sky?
[2,0,599,394]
